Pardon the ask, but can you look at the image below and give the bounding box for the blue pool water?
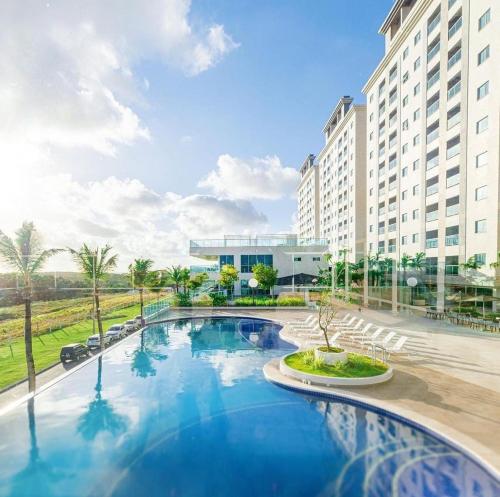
[0,317,498,497]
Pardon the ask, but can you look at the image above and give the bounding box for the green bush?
[210,293,227,306]
[192,294,212,307]
[276,296,306,306]
[174,292,192,307]
[234,296,275,307]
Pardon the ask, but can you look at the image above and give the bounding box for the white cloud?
[199,154,300,200]
[0,172,268,271]
[0,0,238,160]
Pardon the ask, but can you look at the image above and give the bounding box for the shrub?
[233,296,275,306]
[210,293,227,306]
[192,294,212,307]
[276,296,306,306]
[174,292,192,307]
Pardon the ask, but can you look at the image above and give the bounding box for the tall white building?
[317,97,367,263]
[297,154,320,240]
[363,0,499,307]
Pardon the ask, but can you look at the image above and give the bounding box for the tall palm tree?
[180,267,191,293]
[166,265,185,293]
[399,253,413,285]
[68,244,118,351]
[410,252,426,272]
[0,222,60,392]
[129,258,154,322]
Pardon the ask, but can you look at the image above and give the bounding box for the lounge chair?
[305,331,342,347]
[379,336,409,361]
[288,314,314,326]
[366,331,397,357]
[331,313,352,324]
[344,323,373,343]
[332,316,357,329]
[290,318,319,331]
[336,317,364,331]
[361,326,385,345]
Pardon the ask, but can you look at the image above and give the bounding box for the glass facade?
[240,254,273,273]
[219,255,234,267]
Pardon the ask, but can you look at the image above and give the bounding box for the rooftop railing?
[190,237,329,249]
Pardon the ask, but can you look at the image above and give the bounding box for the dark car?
[60,344,90,363]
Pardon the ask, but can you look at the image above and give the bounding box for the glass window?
[475,253,486,265]
[478,9,491,30]
[413,208,419,220]
[312,256,321,262]
[403,95,409,107]
[414,31,421,45]
[219,255,234,268]
[476,151,488,168]
[412,233,419,243]
[477,81,489,100]
[240,254,273,273]
[402,213,408,222]
[401,235,408,245]
[413,159,420,171]
[403,47,409,59]
[414,57,421,71]
[475,185,487,200]
[414,83,420,96]
[478,45,490,65]
[476,116,488,134]
[475,219,487,233]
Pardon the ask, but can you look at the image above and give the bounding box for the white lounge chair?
[290,318,319,331]
[333,316,357,329]
[367,331,397,358]
[345,323,373,343]
[361,326,385,345]
[331,313,352,324]
[379,336,409,361]
[336,317,364,331]
[305,331,342,347]
[288,314,314,326]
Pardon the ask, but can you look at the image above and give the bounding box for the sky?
[0,0,394,271]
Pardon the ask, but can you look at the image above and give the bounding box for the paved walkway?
[1,306,499,473]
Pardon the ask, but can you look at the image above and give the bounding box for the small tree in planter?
[219,264,239,299]
[315,293,347,365]
[252,263,278,297]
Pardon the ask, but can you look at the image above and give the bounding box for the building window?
[412,185,419,196]
[476,116,488,134]
[446,196,459,216]
[478,45,490,65]
[414,31,421,45]
[219,255,234,267]
[402,235,408,245]
[475,219,487,233]
[402,71,409,83]
[402,119,409,130]
[413,208,419,220]
[403,47,409,59]
[312,256,321,262]
[402,190,408,200]
[477,81,489,100]
[475,253,486,265]
[414,57,421,71]
[413,159,420,170]
[475,185,487,200]
[402,213,408,222]
[240,254,273,273]
[402,143,408,154]
[414,83,421,96]
[294,256,302,262]
[413,108,420,121]
[412,233,419,243]
[413,134,420,146]
[402,167,408,177]
[476,151,488,168]
[403,95,409,107]
[478,9,491,30]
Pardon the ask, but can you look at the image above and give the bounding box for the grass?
[0,293,153,343]
[284,351,389,378]
[0,304,141,390]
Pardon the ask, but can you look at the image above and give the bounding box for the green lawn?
[284,351,388,378]
[0,304,141,390]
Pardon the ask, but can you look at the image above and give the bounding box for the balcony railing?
[427,41,440,62]
[428,14,441,35]
[388,203,396,212]
[388,245,396,253]
[447,80,461,100]
[447,48,462,70]
[388,224,397,232]
[426,211,439,222]
[427,70,440,90]
[427,100,439,117]
[447,143,460,159]
[190,237,329,249]
[426,238,438,249]
[446,174,460,188]
[447,112,460,130]
[445,234,459,246]
[427,129,439,143]
[388,158,397,170]
[446,204,459,216]
[427,184,439,196]
[448,17,462,39]
[427,156,439,170]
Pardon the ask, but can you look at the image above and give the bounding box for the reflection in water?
[77,356,127,441]
[131,327,168,378]
[6,399,61,497]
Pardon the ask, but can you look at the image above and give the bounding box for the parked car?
[123,320,138,333]
[60,343,90,363]
[105,324,126,342]
[86,334,111,349]
[134,315,144,327]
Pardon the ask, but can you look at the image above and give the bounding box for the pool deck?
[1,306,499,475]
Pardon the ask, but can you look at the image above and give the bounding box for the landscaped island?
[284,351,389,378]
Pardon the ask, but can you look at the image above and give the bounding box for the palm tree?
[0,222,60,392]
[129,258,154,322]
[489,252,500,269]
[399,253,413,285]
[180,267,191,293]
[166,265,184,293]
[410,252,426,272]
[68,244,118,351]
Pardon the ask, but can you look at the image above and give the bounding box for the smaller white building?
[297,154,320,240]
[189,234,329,296]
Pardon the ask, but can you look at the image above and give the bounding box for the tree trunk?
[24,285,36,392]
[139,288,144,319]
[95,290,104,352]
[322,328,330,350]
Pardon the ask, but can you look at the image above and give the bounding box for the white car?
[133,315,144,327]
[105,324,126,342]
[86,334,111,349]
[123,320,138,334]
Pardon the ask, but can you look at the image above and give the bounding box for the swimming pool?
[0,317,498,497]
